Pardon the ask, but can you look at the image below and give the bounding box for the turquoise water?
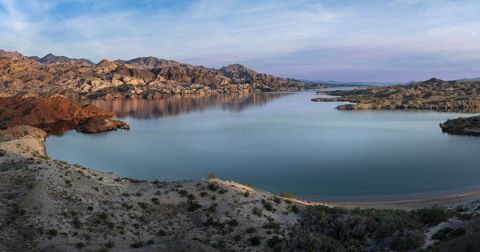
[46,90,480,201]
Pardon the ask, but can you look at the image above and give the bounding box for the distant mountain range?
[0,49,308,98]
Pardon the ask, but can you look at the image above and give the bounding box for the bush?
[433,227,466,241]
[47,229,58,238]
[151,197,160,205]
[263,222,281,231]
[291,205,299,213]
[287,205,426,251]
[252,207,262,216]
[391,230,424,251]
[249,236,263,246]
[267,236,283,249]
[105,240,115,248]
[0,149,6,156]
[280,192,295,199]
[413,206,450,226]
[187,201,202,212]
[207,172,217,179]
[72,217,82,229]
[262,199,274,212]
[75,242,85,249]
[208,182,219,191]
[131,241,144,248]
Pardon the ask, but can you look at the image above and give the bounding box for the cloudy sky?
[0,0,479,82]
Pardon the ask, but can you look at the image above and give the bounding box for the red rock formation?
[0,96,128,134]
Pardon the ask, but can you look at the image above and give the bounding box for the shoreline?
[45,125,480,210]
[2,126,480,251]
[322,190,480,210]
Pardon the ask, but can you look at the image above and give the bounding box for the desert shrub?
[138,202,149,209]
[187,201,202,212]
[200,191,208,197]
[151,197,160,205]
[280,192,295,199]
[207,172,217,179]
[412,205,450,226]
[227,219,239,227]
[249,236,263,246]
[130,241,144,248]
[291,205,299,213]
[208,182,219,191]
[286,205,426,251]
[390,230,425,251]
[122,203,133,210]
[178,190,188,197]
[72,217,82,229]
[0,149,6,156]
[75,242,85,249]
[263,222,281,231]
[246,227,256,233]
[105,240,115,248]
[262,199,275,212]
[252,207,262,216]
[267,236,284,250]
[433,227,466,242]
[244,191,250,197]
[47,229,58,238]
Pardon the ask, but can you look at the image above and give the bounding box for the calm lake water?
[46,89,480,201]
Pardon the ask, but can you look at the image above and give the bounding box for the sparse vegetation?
[287,205,429,251]
[207,172,217,179]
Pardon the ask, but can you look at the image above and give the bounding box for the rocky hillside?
[312,78,480,112]
[0,49,307,99]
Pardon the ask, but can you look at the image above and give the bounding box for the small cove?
[46,90,480,201]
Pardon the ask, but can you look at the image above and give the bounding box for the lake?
[46,89,480,201]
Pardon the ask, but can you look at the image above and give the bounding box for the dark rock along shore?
[440,115,480,136]
[312,78,480,136]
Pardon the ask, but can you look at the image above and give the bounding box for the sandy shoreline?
[322,190,480,209]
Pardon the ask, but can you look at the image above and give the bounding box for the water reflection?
[87,92,289,119]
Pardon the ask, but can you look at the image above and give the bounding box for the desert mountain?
[30,53,94,64]
[0,49,306,99]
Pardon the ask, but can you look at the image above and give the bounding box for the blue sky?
[0,0,479,82]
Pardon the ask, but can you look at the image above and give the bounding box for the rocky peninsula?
[0,96,129,134]
[312,78,480,112]
[312,78,480,136]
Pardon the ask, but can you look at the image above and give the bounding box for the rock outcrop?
[440,115,480,136]
[312,78,480,112]
[76,118,130,133]
[0,96,128,134]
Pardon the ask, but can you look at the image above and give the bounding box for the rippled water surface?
[46,89,480,200]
